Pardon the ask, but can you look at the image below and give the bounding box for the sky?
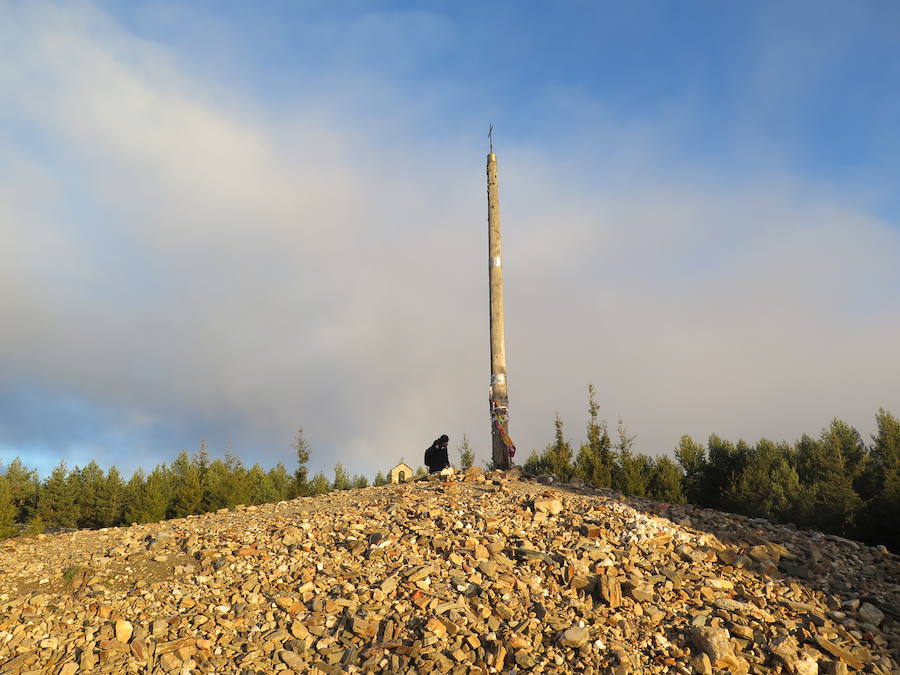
[2,0,899,479]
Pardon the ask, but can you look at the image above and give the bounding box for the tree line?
[523,386,899,552]
[1,396,897,552]
[0,431,375,538]
[0,428,482,539]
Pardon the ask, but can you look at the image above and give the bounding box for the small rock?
[645,605,665,623]
[508,635,530,650]
[814,636,863,670]
[599,575,622,608]
[352,617,378,638]
[560,625,590,648]
[425,617,447,638]
[794,652,820,675]
[79,647,98,671]
[857,602,884,626]
[729,623,754,640]
[279,650,305,670]
[158,653,181,672]
[515,650,536,668]
[626,582,654,603]
[690,651,712,675]
[478,560,498,579]
[281,525,303,546]
[115,619,133,643]
[290,621,310,640]
[130,637,148,661]
[533,497,563,514]
[691,626,733,663]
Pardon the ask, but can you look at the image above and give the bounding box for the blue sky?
[95,1,900,206]
[2,0,899,478]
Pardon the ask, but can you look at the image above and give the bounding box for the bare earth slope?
[1,469,898,674]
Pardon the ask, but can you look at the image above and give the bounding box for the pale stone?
[690,651,712,675]
[560,625,590,648]
[533,497,563,514]
[114,619,133,643]
[857,602,884,626]
[279,650,305,670]
[691,626,733,663]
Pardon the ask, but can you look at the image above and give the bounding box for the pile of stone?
[0,467,897,674]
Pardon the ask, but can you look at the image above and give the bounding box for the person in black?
[424,434,450,473]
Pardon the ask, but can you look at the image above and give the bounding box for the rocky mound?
[0,469,897,674]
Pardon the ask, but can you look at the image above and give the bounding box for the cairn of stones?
[1,468,898,673]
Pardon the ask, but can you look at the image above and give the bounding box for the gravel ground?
[0,468,897,674]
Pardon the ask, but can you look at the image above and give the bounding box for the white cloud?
[1,2,898,479]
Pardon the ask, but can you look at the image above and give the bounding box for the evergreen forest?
[1,392,898,553]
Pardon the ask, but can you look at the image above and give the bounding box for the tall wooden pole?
[487,144,511,470]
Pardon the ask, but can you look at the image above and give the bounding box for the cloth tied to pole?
[490,395,516,458]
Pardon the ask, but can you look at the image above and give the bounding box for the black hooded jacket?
[424,435,450,473]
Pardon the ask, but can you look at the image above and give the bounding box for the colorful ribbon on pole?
[490,395,516,459]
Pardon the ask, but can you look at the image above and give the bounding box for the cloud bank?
[1,2,899,477]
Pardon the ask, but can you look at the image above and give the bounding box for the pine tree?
[202,459,227,511]
[718,440,753,512]
[195,442,214,512]
[674,435,706,505]
[293,429,311,497]
[2,458,39,524]
[267,463,293,501]
[126,465,171,523]
[863,408,900,549]
[373,471,388,486]
[0,473,18,539]
[352,474,369,489]
[23,515,45,536]
[169,451,203,518]
[204,452,250,510]
[544,413,574,481]
[870,409,900,484]
[575,385,612,487]
[124,469,147,524]
[332,463,351,491]
[38,461,77,529]
[308,472,331,495]
[646,456,685,503]
[724,439,800,521]
[522,450,545,476]
[620,452,651,498]
[797,420,866,483]
[700,435,743,510]
[78,461,108,528]
[97,466,125,527]
[795,420,865,536]
[458,435,475,470]
[67,464,87,528]
[611,418,642,494]
[247,464,277,505]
